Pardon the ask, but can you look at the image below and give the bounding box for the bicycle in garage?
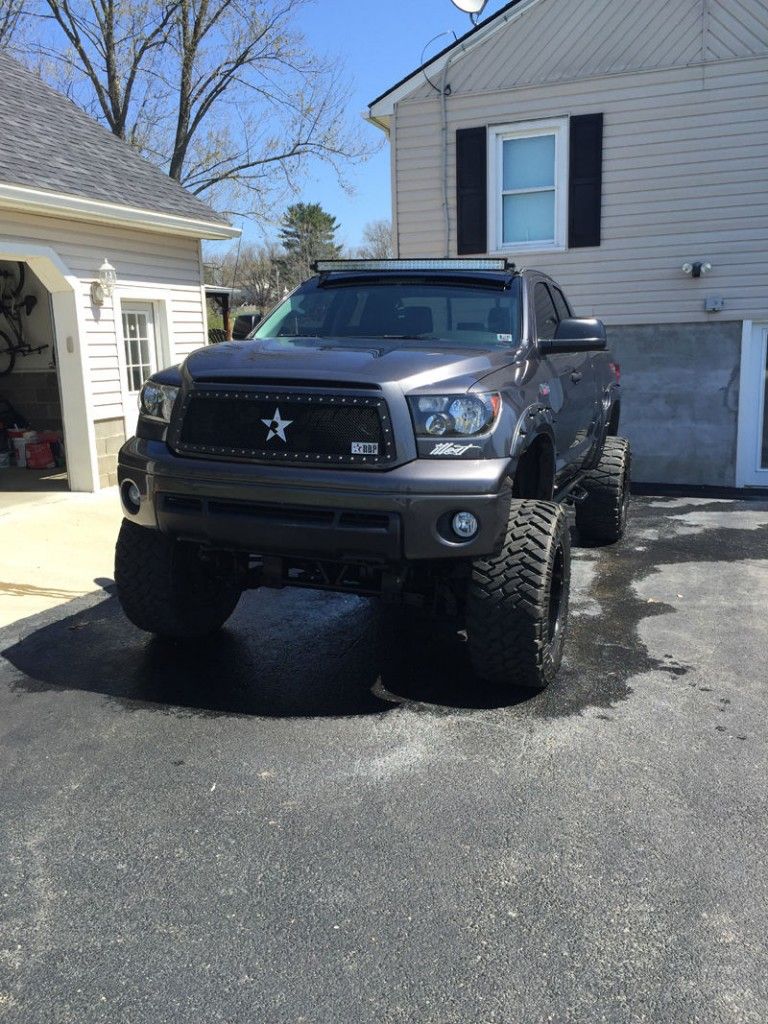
[0,261,49,375]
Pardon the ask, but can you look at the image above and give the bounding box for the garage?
[0,258,68,500]
[0,53,238,501]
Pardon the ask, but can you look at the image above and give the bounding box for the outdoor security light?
[682,261,712,279]
[91,258,117,306]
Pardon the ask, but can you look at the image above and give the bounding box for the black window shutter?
[456,127,487,255]
[569,113,603,248]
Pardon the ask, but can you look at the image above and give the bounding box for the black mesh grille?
[173,389,395,466]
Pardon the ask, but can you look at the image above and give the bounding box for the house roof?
[0,53,238,240]
[368,0,531,120]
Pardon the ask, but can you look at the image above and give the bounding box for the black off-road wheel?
[115,520,242,638]
[576,436,631,544]
[466,500,571,692]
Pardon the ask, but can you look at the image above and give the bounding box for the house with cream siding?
[0,54,238,492]
[368,0,768,489]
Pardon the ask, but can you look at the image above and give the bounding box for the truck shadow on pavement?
[2,586,534,718]
[3,589,390,718]
[3,498,767,720]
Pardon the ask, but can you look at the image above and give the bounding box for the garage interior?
[0,259,68,505]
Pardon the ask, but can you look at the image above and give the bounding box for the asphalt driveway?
[0,496,767,1023]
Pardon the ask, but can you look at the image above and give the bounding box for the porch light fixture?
[90,258,117,306]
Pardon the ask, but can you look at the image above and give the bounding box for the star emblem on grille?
[261,406,293,443]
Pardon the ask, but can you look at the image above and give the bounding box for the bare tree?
[357,219,393,259]
[208,241,284,311]
[24,0,374,216]
[0,0,25,48]
[30,1,178,145]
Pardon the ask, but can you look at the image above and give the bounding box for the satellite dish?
[451,0,489,16]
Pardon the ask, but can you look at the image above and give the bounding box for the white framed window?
[121,302,158,393]
[488,118,569,254]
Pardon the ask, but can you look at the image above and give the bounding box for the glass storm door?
[121,302,158,438]
[737,323,768,487]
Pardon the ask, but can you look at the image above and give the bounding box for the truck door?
[534,281,597,474]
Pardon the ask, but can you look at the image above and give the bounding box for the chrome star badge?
[261,406,293,443]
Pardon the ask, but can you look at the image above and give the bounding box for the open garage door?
[0,259,70,500]
[0,241,97,496]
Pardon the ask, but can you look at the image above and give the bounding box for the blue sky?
[231,0,505,252]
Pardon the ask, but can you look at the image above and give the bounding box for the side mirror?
[540,317,608,354]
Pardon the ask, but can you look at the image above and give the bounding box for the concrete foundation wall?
[94,417,125,489]
[608,322,741,487]
[0,371,62,432]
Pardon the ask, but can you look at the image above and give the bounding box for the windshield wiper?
[355,334,434,340]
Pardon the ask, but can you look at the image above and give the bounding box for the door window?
[534,282,559,339]
[122,305,157,393]
[550,287,571,322]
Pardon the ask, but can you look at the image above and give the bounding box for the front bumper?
[117,439,515,561]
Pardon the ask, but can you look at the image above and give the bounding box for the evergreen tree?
[279,203,341,287]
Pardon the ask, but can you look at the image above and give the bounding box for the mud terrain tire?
[466,500,570,692]
[576,436,631,544]
[115,520,242,638]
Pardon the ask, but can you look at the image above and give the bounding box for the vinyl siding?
[0,207,207,413]
[407,0,768,100]
[393,54,768,324]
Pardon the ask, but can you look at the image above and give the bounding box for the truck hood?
[183,337,519,393]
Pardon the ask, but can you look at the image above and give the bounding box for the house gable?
[372,0,768,115]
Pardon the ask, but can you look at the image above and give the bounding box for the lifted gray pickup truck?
[116,259,629,692]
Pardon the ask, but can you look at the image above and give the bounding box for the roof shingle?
[0,52,229,226]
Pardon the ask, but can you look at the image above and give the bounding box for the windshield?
[252,278,522,348]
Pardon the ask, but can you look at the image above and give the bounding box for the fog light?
[452,511,478,539]
[122,480,141,514]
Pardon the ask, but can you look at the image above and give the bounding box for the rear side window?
[534,282,559,339]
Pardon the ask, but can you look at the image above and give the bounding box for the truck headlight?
[408,393,501,437]
[139,381,179,423]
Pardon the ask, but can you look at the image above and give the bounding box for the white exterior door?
[737,322,768,487]
[120,302,158,438]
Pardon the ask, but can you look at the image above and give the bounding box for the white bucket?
[12,432,37,468]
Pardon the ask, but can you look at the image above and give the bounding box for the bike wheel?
[11,262,25,299]
[0,331,16,376]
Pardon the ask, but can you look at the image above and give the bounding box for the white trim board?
[736,319,768,487]
[0,183,240,241]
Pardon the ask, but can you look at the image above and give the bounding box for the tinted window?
[255,279,523,349]
[550,287,571,322]
[534,282,559,339]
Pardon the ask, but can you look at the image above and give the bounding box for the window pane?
[551,288,571,321]
[502,191,555,244]
[502,135,555,191]
[534,283,559,340]
[255,281,523,348]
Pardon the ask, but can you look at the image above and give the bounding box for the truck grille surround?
[172,387,396,467]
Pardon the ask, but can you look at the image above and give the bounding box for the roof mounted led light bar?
[312,258,516,273]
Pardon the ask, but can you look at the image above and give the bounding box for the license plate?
[351,442,379,455]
